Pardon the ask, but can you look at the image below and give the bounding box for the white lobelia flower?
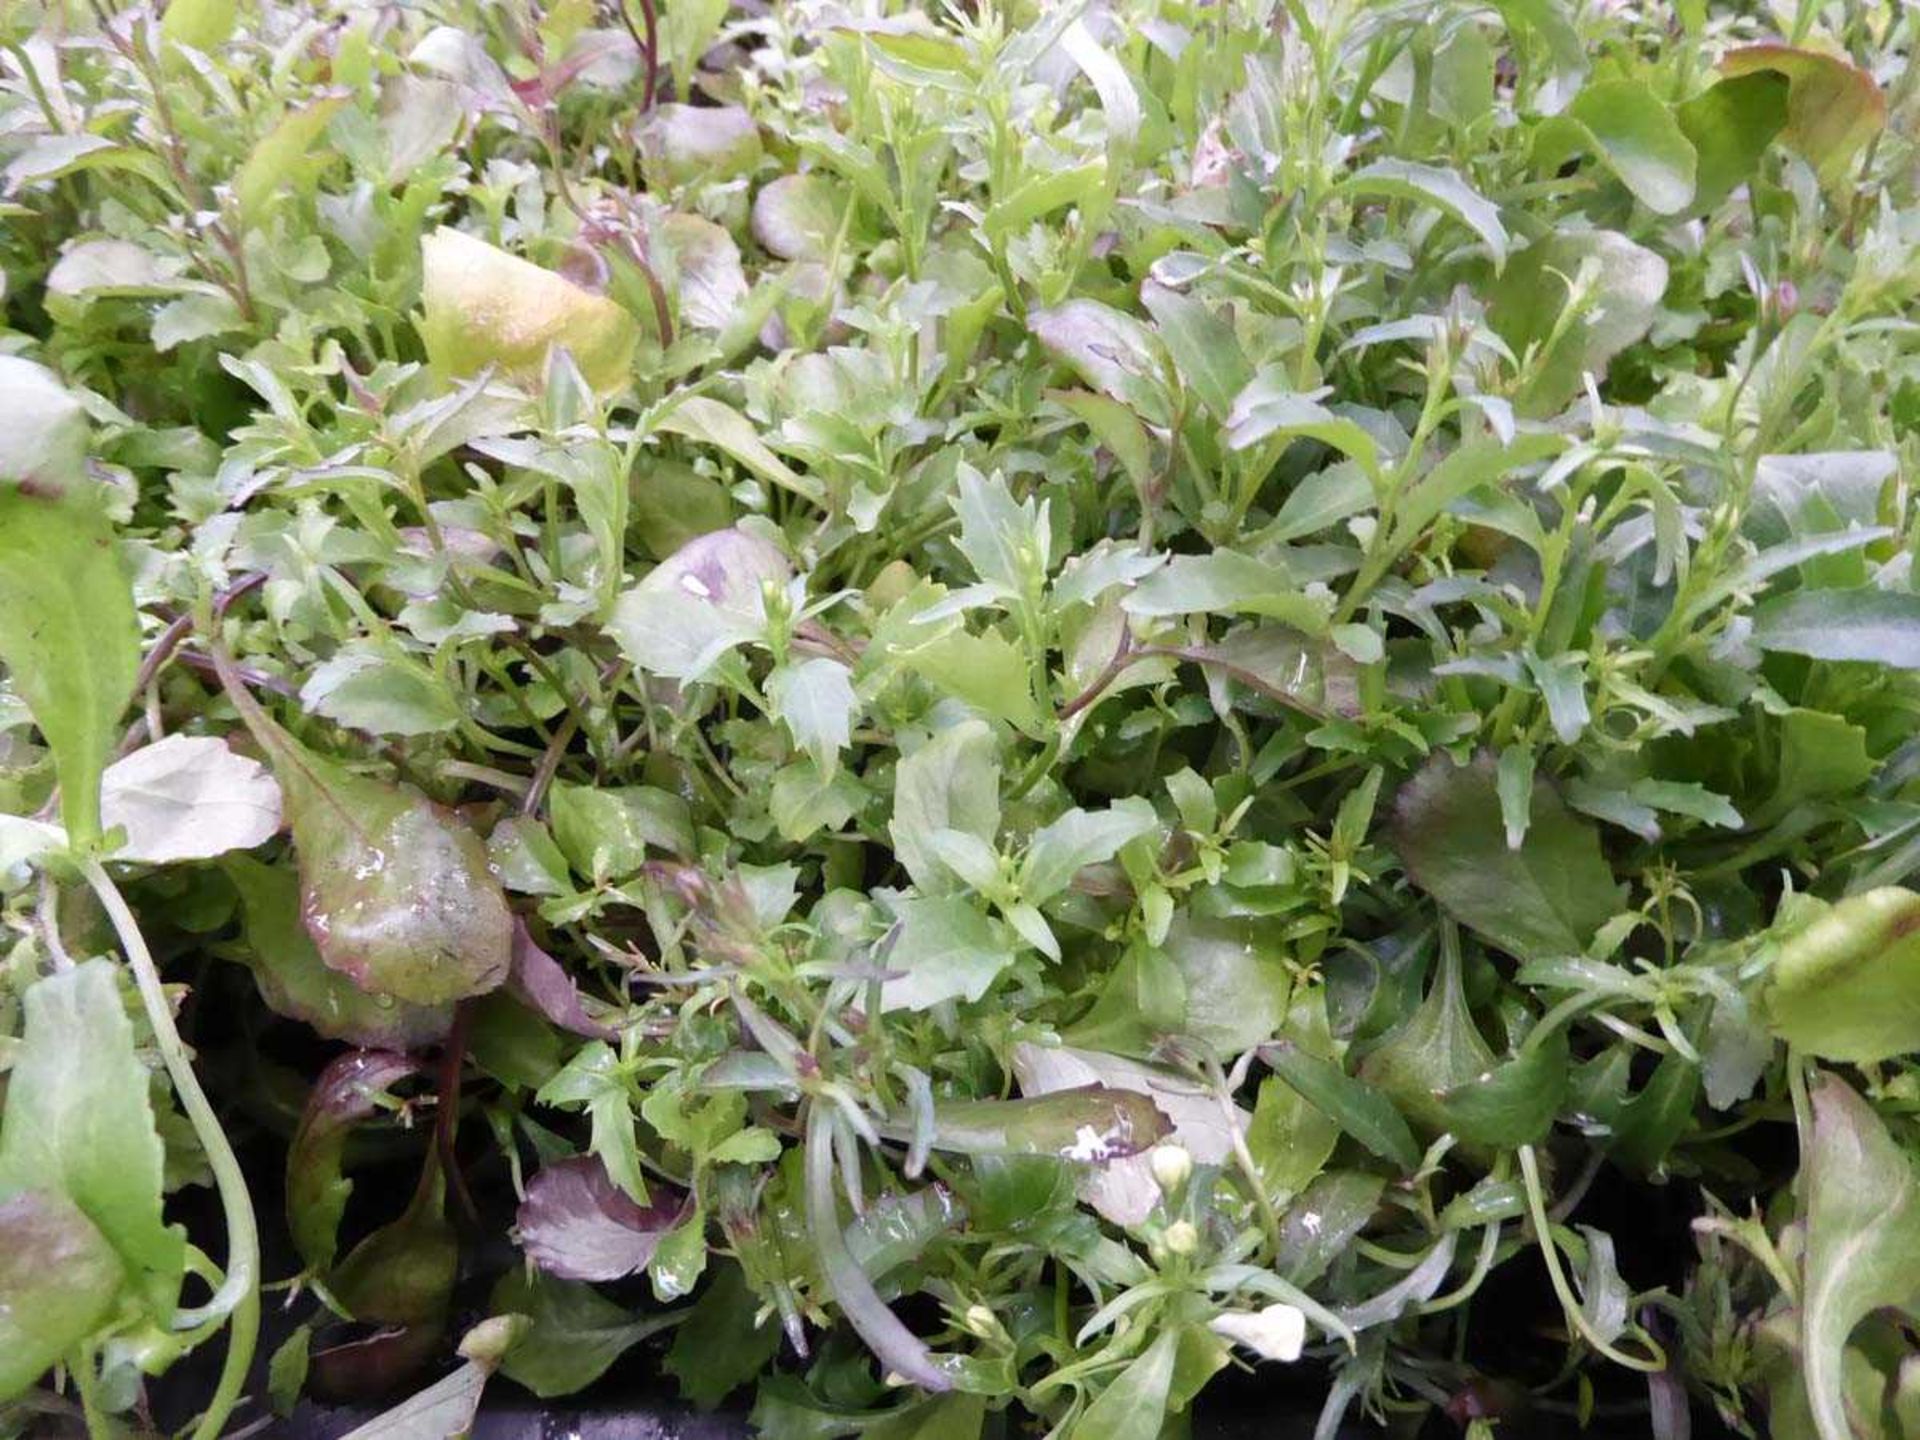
[1208,1302,1307,1362]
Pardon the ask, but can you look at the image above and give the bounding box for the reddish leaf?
[516,1155,690,1282]
[286,1051,424,1273]
[507,919,617,1040]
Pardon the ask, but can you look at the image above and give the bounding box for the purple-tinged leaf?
[516,1155,690,1282]
[508,919,616,1040]
[285,1050,424,1273]
[0,1189,123,1398]
[225,857,452,1050]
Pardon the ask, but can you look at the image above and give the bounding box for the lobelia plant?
[1,1,1918,1438]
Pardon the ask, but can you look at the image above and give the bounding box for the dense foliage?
[2,1,1919,1437]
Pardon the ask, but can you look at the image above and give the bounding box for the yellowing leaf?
[1720,44,1885,188]
[419,227,639,395]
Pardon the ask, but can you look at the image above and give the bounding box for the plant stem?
[81,857,260,1440]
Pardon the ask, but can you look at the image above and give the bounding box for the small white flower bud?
[963,1304,1001,1340]
[1163,1219,1199,1256]
[1149,1143,1193,1194]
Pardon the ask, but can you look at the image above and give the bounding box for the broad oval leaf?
[101,734,282,863]
[1798,1074,1920,1440]
[0,356,90,488]
[607,525,791,681]
[516,1155,690,1282]
[1487,230,1667,417]
[0,487,139,845]
[1765,887,1920,1062]
[420,227,639,394]
[1392,751,1622,962]
[217,663,512,1006]
[637,103,763,188]
[1720,44,1886,187]
[752,173,843,261]
[224,856,452,1049]
[0,961,183,1316]
[1535,79,1697,214]
[0,1189,124,1399]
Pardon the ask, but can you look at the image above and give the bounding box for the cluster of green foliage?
[2,0,1919,1437]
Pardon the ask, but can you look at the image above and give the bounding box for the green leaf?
[334,1347,496,1440]
[241,713,511,1005]
[1535,79,1697,214]
[654,396,822,504]
[890,720,1001,894]
[1720,44,1886,187]
[1020,798,1157,905]
[549,781,693,879]
[1751,588,1920,668]
[420,226,638,394]
[664,1260,783,1409]
[879,896,1013,1011]
[768,657,859,776]
[236,97,346,228]
[1439,1025,1569,1149]
[101,734,282,863]
[881,1085,1169,1161]
[1140,281,1251,421]
[1267,462,1374,544]
[1030,300,1174,428]
[1261,1043,1421,1171]
[982,160,1109,239]
[0,487,139,844]
[902,627,1044,733]
[1224,372,1382,479]
[1607,1049,1699,1173]
[1765,888,1920,1063]
[1157,914,1293,1056]
[1342,158,1509,264]
[752,173,844,261]
[1798,1074,1920,1440]
[494,1268,682,1398]
[870,1393,987,1440]
[0,961,183,1315]
[0,1189,124,1399]
[1392,751,1622,961]
[1487,230,1668,416]
[1359,934,1496,1138]
[1068,1327,1178,1440]
[299,645,462,737]
[159,0,236,50]
[637,103,763,187]
[1675,72,1790,210]
[1050,389,1154,495]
